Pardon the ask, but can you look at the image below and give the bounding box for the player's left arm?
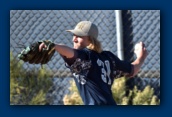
[39,43,75,58]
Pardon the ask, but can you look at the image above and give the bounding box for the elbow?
[128,64,140,78]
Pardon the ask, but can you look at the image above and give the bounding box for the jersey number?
[97,59,111,85]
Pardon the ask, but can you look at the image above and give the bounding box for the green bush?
[10,52,53,105]
[112,77,160,105]
[63,77,160,105]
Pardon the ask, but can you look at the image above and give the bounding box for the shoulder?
[73,48,93,60]
[101,51,118,59]
[63,48,91,66]
[101,51,123,66]
[75,48,91,54]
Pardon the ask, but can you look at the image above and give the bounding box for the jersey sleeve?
[62,48,89,66]
[105,51,134,78]
[115,57,134,78]
[62,48,92,77]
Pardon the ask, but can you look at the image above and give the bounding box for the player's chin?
[73,45,82,49]
[73,45,80,49]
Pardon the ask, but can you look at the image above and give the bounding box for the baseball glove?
[18,40,55,64]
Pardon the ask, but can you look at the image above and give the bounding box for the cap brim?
[66,29,88,37]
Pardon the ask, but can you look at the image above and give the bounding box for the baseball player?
[38,21,148,105]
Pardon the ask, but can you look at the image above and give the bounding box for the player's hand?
[134,42,148,61]
[39,42,47,52]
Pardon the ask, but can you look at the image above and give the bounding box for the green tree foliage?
[63,77,160,105]
[10,52,53,105]
[112,77,160,105]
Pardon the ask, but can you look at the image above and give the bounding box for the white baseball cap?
[66,21,98,39]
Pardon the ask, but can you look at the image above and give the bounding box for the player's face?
[72,35,90,49]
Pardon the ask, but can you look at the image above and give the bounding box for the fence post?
[115,10,124,60]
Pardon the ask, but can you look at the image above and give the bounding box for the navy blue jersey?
[63,48,133,105]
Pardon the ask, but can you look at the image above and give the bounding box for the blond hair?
[87,36,102,53]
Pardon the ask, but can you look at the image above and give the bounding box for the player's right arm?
[106,42,147,78]
[131,42,148,77]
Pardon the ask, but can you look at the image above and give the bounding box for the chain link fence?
[10,10,160,104]
[122,10,160,98]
